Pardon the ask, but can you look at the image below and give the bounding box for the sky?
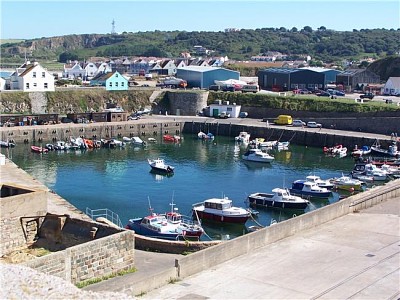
[1,0,399,39]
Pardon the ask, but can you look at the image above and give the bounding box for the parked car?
[239,112,248,118]
[219,111,231,119]
[222,84,235,92]
[327,89,345,96]
[360,92,374,99]
[209,85,221,91]
[307,121,322,128]
[292,119,306,127]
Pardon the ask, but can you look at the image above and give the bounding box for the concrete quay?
[138,195,399,300]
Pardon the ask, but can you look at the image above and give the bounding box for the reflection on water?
[2,133,365,240]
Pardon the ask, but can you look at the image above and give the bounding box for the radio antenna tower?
[111,19,116,35]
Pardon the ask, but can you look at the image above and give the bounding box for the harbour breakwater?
[0,118,395,150]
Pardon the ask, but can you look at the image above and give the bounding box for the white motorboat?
[235,132,251,144]
[331,175,364,191]
[148,158,174,173]
[192,197,250,224]
[248,188,309,210]
[131,136,146,145]
[242,148,274,163]
[305,175,334,189]
[352,163,388,181]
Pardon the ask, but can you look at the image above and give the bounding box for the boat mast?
[148,196,154,215]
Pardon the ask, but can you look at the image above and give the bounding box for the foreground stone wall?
[23,230,135,284]
[0,189,48,256]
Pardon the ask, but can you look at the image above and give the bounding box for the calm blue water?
[2,134,361,240]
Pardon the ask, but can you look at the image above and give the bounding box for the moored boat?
[235,132,251,144]
[371,140,400,157]
[248,188,310,210]
[148,158,174,173]
[351,145,371,157]
[289,180,332,198]
[242,148,274,163]
[31,145,48,153]
[192,197,250,224]
[305,175,334,189]
[331,175,364,191]
[0,140,16,148]
[125,202,204,240]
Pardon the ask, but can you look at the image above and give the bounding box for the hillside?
[367,56,400,81]
[1,28,399,64]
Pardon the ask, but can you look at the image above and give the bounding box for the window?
[32,72,36,78]
[33,83,37,87]
[44,83,48,89]
[42,72,45,78]
[26,83,30,89]
[116,74,119,77]
[115,82,118,87]
[227,107,232,112]
[121,82,124,87]
[109,82,112,87]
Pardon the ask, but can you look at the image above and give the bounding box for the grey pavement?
[138,196,400,300]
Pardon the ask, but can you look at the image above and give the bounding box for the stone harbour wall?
[0,190,48,256]
[23,230,135,284]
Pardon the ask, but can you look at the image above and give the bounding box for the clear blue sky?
[1,0,399,39]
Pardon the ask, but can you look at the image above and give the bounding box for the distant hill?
[367,56,400,81]
[1,28,399,64]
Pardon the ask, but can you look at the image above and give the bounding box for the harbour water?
[2,134,363,240]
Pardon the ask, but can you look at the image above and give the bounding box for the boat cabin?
[204,198,232,210]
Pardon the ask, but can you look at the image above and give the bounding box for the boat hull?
[193,210,249,224]
[150,166,174,174]
[248,195,308,210]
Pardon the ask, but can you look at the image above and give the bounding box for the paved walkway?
[135,196,399,299]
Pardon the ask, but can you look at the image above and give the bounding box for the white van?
[241,85,259,93]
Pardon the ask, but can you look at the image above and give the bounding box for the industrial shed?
[300,67,342,86]
[176,66,240,89]
[258,68,325,92]
[336,69,380,92]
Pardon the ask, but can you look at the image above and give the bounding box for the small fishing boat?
[148,158,174,173]
[305,175,334,189]
[248,188,310,210]
[242,148,274,163]
[331,175,364,191]
[289,180,332,198]
[0,140,16,148]
[31,145,48,153]
[351,145,371,157]
[192,197,250,224]
[163,134,181,142]
[371,140,400,157]
[125,201,204,240]
[235,132,251,144]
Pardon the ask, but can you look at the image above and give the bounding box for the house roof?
[92,71,115,81]
[387,77,400,88]
[300,67,339,73]
[19,64,36,77]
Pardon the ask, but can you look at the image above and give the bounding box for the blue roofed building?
[176,66,240,89]
[90,71,128,91]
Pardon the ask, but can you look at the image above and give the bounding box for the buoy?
[349,187,355,192]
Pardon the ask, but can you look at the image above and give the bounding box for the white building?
[62,62,85,79]
[10,61,55,92]
[208,100,241,118]
[383,77,400,95]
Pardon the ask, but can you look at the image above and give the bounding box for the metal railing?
[85,207,123,228]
